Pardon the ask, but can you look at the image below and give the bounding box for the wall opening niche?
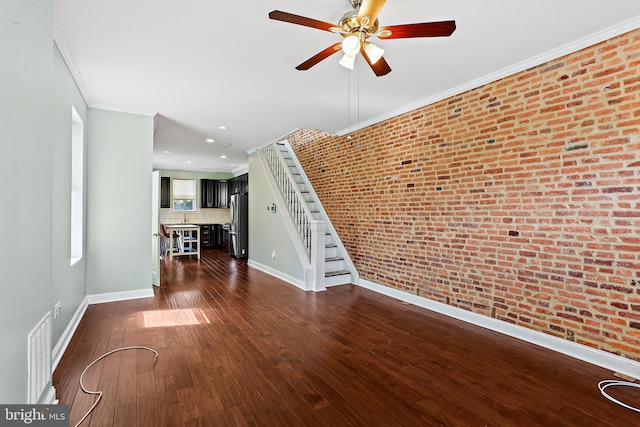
[70,106,84,265]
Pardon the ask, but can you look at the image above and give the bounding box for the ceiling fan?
[268,0,456,76]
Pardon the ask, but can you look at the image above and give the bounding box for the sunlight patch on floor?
[141,308,210,328]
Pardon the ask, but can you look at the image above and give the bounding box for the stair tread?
[325,270,350,277]
[269,142,353,283]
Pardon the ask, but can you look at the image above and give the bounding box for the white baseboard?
[52,287,154,375]
[39,385,58,405]
[247,259,308,291]
[357,278,640,380]
[52,296,88,373]
[86,287,154,305]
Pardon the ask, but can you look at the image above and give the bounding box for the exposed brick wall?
[288,29,640,360]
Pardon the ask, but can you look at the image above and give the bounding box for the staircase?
[261,141,354,288]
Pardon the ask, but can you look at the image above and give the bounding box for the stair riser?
[325,247,338,258]
[272,143,354,287]
[325,274,351,287]
[325,259,345,272]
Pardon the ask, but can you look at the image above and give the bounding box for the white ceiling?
[53,0,640,173]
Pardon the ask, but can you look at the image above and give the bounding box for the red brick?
[287,28,640,360]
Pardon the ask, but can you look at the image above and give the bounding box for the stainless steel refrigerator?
[229,194,248,258]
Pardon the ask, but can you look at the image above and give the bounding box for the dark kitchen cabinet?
[214,224,223,248]
[201,179,215,208]
[199,224,224,249]
[200,179,228,208]
[227,173,248,204]
[200,224,213,249]
[160,177,170,208]
[217,180,228,208]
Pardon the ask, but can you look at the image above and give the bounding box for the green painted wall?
[248,151,305,282]
[51,43,88,349]
[86,108,154,295]
[0,0,54,403]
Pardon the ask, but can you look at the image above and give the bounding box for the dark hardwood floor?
[54,249,639,426]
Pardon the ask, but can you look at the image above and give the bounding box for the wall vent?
[28,312,52,404]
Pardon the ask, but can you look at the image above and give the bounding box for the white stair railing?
[263,143,324,268]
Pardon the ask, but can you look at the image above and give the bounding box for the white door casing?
[151,170,160,286]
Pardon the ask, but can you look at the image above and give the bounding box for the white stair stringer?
[268,140,357,287]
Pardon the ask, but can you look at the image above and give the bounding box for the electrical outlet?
[271,250,276,259]
[54,301,61,319]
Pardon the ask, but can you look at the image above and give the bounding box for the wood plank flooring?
[54,249,640,426]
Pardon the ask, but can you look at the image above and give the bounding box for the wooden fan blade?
[378,21,456,39]
[269,10,337,32]
[296,43,343,70]
[361,47,391,76]
[357,0,387,25]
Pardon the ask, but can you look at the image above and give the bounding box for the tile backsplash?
[160,208,230,225]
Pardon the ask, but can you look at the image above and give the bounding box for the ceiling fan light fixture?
[364,42,385,64]
[339,53,356,70]
[341,35,361,56]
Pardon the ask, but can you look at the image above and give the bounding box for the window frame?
[172,178,197,212]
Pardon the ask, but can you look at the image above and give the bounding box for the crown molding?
[336,15,640,136]
[53,17,157,118]
[89,102,158,118]
[52,18,93,106]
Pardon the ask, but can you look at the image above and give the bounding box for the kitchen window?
[172,179,196,211]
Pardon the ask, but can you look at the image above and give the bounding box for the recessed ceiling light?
[163,150,170,154]
[229,164,235,167]
[186,161,192,164]
[206,138,214,143]
[221,143,231,148]
[218,125,228,130]
[220,155,227,159]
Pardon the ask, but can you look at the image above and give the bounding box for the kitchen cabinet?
[201,179,215,208]
[199,224,224,249]
[160,177,170,208]
[200,179,228,208]
[200,224,213,249]
[214,224,224,247]
[229,173,249,194]
[227,173,248,205]
[217,180,228,208]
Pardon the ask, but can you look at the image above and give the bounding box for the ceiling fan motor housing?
[339,9,379,36]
